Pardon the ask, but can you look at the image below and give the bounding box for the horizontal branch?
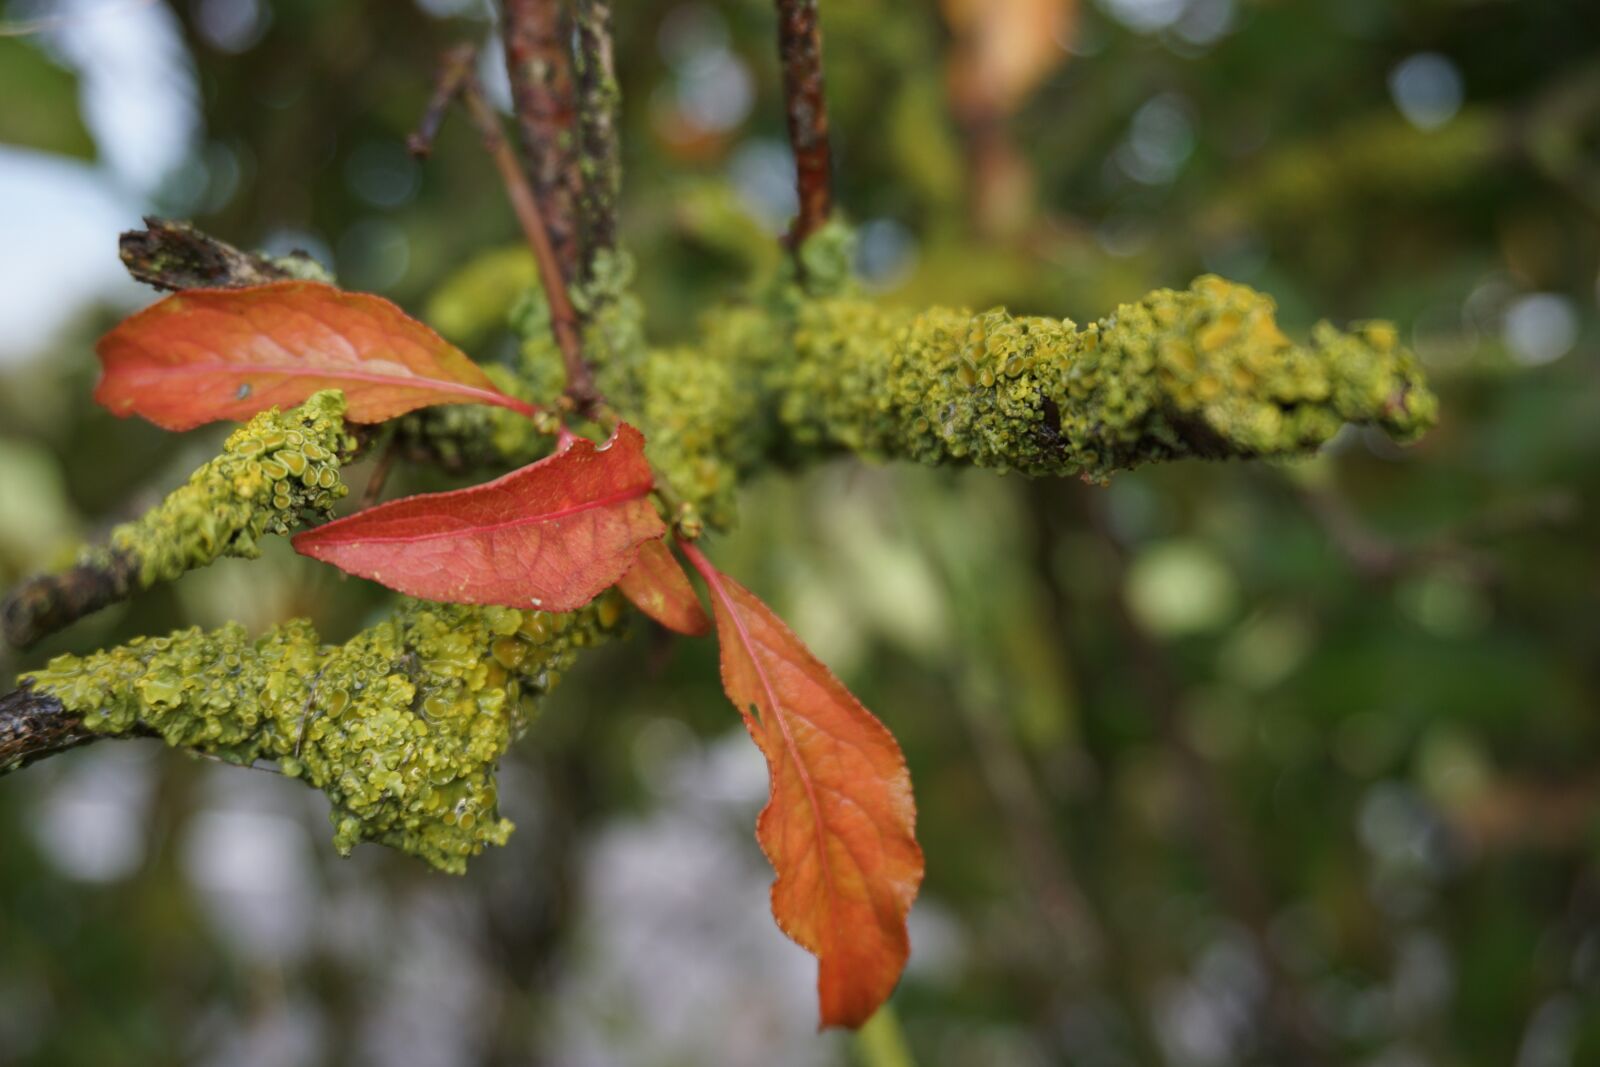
[9,596,624,866]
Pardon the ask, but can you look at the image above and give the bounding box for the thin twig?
[502,0,584,283]
[415,45,698,535]
[407,42,478,160]
[360,434,401,509]
[449,65,600,415]
[774,0,833,247]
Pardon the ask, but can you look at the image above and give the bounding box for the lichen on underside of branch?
[22,596,625,872]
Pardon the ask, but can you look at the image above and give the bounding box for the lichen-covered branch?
[404,241,1438,531]
[574,0,621,275]
[3,392,352,648]
[16,596,625,871]
[598,273,1435,528]
[119,217,329,291]
[502,0,583,283]
[775,0,834,245]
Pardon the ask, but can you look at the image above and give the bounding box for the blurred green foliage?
[1,0,1598,1064]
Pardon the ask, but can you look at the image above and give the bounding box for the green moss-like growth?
[24,595,626,873]
[779,274,1436,481]
[101,390,353,586]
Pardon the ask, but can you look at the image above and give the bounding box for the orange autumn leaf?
[617,539,711,635]
[681,541,923,1028]
[294,424,662,610]
[95,280,540,430]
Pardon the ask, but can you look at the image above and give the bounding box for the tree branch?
[501,0,583,283]
[574,0,621,273]
[2,551,139,650]
[0,683,94,774]
[775,0,833,246]
[455,62,600,416]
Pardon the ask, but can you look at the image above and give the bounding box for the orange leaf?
[617,539,711,635]
[95,280,540,430]
[294,424,662,610]
[681,541,924,1028]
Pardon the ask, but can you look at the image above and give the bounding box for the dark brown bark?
[2,550,140,650]
[775,0,833,246]
[119,217,301,291]
[0,684,92,775]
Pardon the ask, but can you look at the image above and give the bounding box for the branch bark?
[501,0,583,283]
[0,683,93,774]
[574,0,621,272]
[118,217,297,291]
[775,0,833,246]
[2,550,139,650]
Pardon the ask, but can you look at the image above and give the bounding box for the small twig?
[360,434,402,509]
[574,0,621,274]
[406,43,478,160]
[774,0,833,247]
[502,0,584,283]
[444,63,601,416]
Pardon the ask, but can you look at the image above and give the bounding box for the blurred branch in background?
[1082,494,1331,1065]
[774,0,832,247]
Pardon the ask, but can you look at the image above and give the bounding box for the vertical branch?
[457,70,599,413]
[502,0,583,283]
[775,0,833,246]
[574,0,621,274]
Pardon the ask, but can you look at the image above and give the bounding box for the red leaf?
[95,280,539,430]
[294,424,663,610]
[617,539,712,635]
[681,541,924,1028]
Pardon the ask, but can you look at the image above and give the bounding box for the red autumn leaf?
[616,539,712,635]
[294,424,662,610]
[680,541,924,1028]
[95,280,540,430]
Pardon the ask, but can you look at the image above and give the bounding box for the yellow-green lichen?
[101,390,353,587]
[778,275,1436,481]
[23,595,626,873]
[391,268,1436,524]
